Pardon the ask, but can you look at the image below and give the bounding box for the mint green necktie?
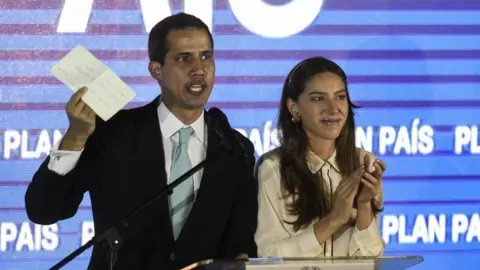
[169,127,195,240]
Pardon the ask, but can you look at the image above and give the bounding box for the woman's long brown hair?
[277,57,379,232]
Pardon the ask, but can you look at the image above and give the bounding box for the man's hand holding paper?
[60,87,96,151]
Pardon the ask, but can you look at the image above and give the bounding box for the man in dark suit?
[25,13,258,270]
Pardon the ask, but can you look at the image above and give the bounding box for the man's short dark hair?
[148,12,214,65]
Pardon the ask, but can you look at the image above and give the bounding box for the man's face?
[153,27,215,110]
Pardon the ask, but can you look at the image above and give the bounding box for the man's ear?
[148,61,163,81]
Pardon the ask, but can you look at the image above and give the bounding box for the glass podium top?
[187,256,424,270]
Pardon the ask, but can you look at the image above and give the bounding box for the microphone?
[206,107,233,154]
[206,107,254,164]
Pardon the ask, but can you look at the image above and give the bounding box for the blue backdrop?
[0,0,479,269]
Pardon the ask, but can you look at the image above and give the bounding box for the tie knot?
[178,127,193,144]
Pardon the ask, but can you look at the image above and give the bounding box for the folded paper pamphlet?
[51,45,136,121]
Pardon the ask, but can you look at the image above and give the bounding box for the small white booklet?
[51,45,136,121]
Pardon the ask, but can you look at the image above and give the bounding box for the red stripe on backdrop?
[0,75,479,85]
[0,0,184,10]
[216,25,480,35]
[89,0,480,11]
[0,0,60,9]
[1,50,480,60]
[93,0,184,9]
[0,24,53,35]
[1,100,480,111]
[1,24,480,35]
[1,0,479,10]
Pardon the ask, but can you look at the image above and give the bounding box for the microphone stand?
[49,154,219,270]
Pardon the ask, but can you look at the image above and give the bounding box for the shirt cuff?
[350,218,385,256]
[47,140,83,176]
[295,225,323,255]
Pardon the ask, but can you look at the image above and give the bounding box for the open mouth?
[186,83,207,96]
[189,84,204,92]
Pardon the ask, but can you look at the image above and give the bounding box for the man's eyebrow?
[174,51,213,57]
[174,52,191,57]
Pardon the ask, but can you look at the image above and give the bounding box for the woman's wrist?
[356,202,374,230]
[357,201,372,211]
[313,214,344,244]
[325,213,345,230]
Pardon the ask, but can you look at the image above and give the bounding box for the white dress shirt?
[47,102,208,193]
[254,147,385,258]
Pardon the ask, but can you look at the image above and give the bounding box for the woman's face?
[288,72,350,143]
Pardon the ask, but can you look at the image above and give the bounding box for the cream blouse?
[254,147,385,258]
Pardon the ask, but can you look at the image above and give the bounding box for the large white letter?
[58,0,213,34]
[454,126,471,154]
[229,0,324,38]
[0,223,18,252]
[3,130,20,159]
[378,126,396,154]
[184,0,213,34]
[452,214,469,243]
[140,0,213,33]
[139,0,173,33]
[57,0,95,33]
[355,126,373,152]
[382,215,399,244]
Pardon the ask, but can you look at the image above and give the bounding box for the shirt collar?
[306,148,340,174]
[158,101,205,143]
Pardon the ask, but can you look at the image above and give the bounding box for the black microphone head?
[207,107,233,152]
[232,130,256,165]
[207,107,255,164]
[207,107,231,128]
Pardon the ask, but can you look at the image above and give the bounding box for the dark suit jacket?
[25,97,258,270]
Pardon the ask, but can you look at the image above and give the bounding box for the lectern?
[186,256,424,270]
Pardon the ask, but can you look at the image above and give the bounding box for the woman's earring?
[291,113,301,123]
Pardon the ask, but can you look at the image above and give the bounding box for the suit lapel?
[197,115,224,199]
[132,97,174,238]
[139,97,168,191]
[175,112,225,242]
